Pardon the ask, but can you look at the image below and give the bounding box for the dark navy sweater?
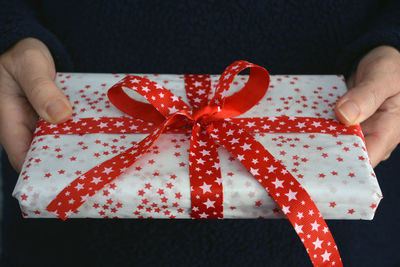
[1,1,400,266]
[1,0,400,75]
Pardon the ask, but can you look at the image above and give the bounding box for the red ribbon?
[40,61,360,266]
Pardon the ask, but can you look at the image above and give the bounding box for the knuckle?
[19,48,43,62]
[29,78,55,99]
[379,96,400,114]
[13,48,45,80]
[361,83,382,109]
[373,56,400,74]
[13,48,55,81]
[370,87,382,108]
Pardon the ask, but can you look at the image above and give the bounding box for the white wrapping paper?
[12,73,382,219]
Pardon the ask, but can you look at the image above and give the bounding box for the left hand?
[335,45,400,167]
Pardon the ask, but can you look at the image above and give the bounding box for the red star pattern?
[13,62,384,267]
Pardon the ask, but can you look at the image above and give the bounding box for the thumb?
[13,48,72,124]
[335,75,396,126]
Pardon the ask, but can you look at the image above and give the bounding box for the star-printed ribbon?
[41,61,359,266]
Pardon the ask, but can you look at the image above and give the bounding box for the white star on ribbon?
[328,125,336,131]
[171,95,179,102]
[196,158,205,165]
[321,250,331,262]
[203,198,216,209]
[198,140,207,147]
[267,165,277,173]
[199,149,210,156]
[246,121,255,127]
[312,237,323,249]
[281,205,290,214]
[311,221,320,231]
[103,167,113,174]
[237,154,245,161]
[65,210,74,218]
[114,121,124,127]
[199,212,208,218]
[98,122,108,128]
[226,129,235,136]
[272,178,284,189]
[296,122,306,129]
[75,183,84,191]
[240,143,251,151]
[193,81,202,87]
[294,223,303,234]
[285,189,298,201]
[81,194,90,202]
[91,177,102,184]
[199,182,212,194]
[229,138,239,144]
[212,162,220,169]
[312,121,321,127]
[168,106,179,114]
[250,168,259,176]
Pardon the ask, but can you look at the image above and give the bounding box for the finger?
[12,48,72,124]
[0,96,37,172]
[335,73,399,126]
[360,110,400,167]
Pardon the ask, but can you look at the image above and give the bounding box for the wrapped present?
[12,61,383,266]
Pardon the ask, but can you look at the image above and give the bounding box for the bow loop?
[209,60,270,119]
[108,75,191,125]
[108,61,270,127]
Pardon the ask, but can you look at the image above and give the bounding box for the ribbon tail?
[207,121,343,267]
[189,123,223,219]
[46,119,171,220]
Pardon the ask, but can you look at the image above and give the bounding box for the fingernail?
[337,100,360,124]
[45,98,71,122]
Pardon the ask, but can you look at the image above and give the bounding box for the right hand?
[0,37,72,172]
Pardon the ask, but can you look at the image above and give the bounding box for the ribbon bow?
[46,61,343,266]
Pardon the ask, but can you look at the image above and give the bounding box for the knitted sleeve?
[337,0,400,77]
[0,0,73,70]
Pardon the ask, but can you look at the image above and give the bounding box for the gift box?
[12,61,383,266]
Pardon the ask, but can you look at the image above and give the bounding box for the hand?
[0,38,72,172]
[335,45,400,167]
